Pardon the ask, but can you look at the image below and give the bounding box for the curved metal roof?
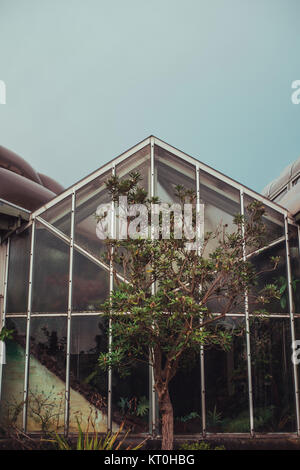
[262,154,300,216]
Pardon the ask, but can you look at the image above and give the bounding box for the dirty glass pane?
[250,317,296,432]
[69,316,109,433]
[75,170,111,263]
[0,318,26,430]
[32,223,69,313]
[26,317,67,432]
[40,195,72,238]
[205,316,249,432]
[72,249,110,312]
[7,229,31,314]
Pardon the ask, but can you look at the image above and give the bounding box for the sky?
[0,0,300,193]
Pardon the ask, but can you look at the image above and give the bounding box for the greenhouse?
[0,135,300,438]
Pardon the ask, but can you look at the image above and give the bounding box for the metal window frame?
[2,136,300,437]
[107,164,115,432]
[22,218,36,432]
[27,136,291,225]
[149,137,158,435]
[240,190,255,436]
[64,190,75,435]
[285,217,300,435]
[0,238,10,402]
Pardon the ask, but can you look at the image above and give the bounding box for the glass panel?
[32,223,69,313]
[171,354,202,434]
[289,224,300,314]
[243,195,285,254]
[248,241,289,315]
[75,170,111,263]
[251,317,296,432]
[69,316,109,432]
[113,360,149,433]
[116,144,150,194]
[115,146,151,276]
[40,195,72,237]
[0,318,26,430]
[205,316,249,432]
[199,169,241,256]
[7,229,31,314]
[26,317,67,432]
[72,249,110,313]
[155,144,195,203]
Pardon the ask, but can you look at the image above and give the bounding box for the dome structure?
[0,145,64,211]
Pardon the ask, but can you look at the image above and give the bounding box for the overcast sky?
[0,0,300,193]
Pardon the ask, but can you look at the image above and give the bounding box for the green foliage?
[136,396,149,417]
[96,172,280,449]
[0,327,14,342]
[176,411,200,423]
[179,441,225,451]
[207,406,223,429]
[49,417,146,450]
[117,395,149,417]
[276,275,300,310]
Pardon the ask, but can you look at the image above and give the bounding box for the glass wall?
[32,223,69,313]
[1,141,299,437]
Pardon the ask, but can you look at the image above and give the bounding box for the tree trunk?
[158,388,174,450]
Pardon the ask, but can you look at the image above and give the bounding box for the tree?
[97,172,279,450]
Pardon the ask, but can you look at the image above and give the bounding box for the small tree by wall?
[98,173,279,450]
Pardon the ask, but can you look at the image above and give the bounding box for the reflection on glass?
[199,169,240,256]
[155,145,195,203]
[40,195,72,237]
[205,317,249,432]
[113,360,149,433]
[27,317,67,432]
[0,318,26,430]
[248,242,288,315]
[72,249,110,312]
[170,353,202,434]
[32,224,69,313]
[244,195,285,254]
[75,170,111,262]
[69,316,109,432]
[7,230,31,314]
[251,318,295,432]
[116,145,150,194]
